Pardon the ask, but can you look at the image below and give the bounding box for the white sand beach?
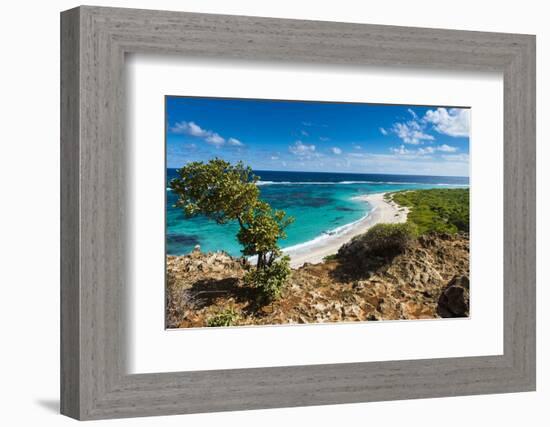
[285,192,409,268]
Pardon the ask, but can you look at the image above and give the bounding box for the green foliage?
[337,223,417,270]
[323,254,338,262]
[244,256,291,301]
[237,201,293,269]
[170,158,259,224]
[170,158,294,269]
[357,222,417,257]
[391,189,469,235]
[206,307,240,327]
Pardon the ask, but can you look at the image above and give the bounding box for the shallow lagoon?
[166,169,468,257]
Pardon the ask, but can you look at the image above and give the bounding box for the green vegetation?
[356,222,418,257]
[244,255,291,302]
[206,307,240,327]
[337,222,417,270]
[391,188,469,235]
[170,158,294,300]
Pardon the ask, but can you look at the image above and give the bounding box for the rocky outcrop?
[165,248,247,328]
[167,247,245,276]
[437,275,470,318]
[166,233,470,328]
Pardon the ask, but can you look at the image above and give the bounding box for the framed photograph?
[61,6,536,420]
[164,96,471,329]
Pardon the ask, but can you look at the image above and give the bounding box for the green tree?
[170,158,294,272]
[237,200,293,269]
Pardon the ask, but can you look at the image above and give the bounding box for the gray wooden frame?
[60,5,536,421]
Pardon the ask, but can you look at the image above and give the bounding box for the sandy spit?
[285,192,409,268]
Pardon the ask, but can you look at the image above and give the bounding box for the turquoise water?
[166,170,469,256]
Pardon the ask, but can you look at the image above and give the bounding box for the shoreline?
[284,192,409,268]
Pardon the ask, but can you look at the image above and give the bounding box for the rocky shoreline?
[166,232,470,329]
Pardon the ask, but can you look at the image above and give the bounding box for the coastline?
[284,192,408,268]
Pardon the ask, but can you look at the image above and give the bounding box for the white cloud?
[319,136,330,142]
[301,130,309,137]
[436,144,458,152]
[417,146,435,155]
[348,152,366,158]
[407,108,419,120]
[227,137,243,147]
[353,144,362,150]
[330,147,342,155]
[205,133,225,147]
[289,140,316,156]
[380,147,433,160]
[302,121,327,128]
[333,138,468,176]
[391,144,459,157]
[387,107,469,147]
[170,120,244,148]
[345,152,468,176]
[270,155,279,160]
[442,153,469,162]
[390,145,410,155]
[392,121,434,145]
[424,108,470,137]
[170,121,208,137]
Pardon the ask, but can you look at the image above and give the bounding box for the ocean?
[166,169,469,257]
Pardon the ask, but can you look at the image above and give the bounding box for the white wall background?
[0,1,546,425]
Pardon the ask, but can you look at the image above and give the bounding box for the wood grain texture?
[60,6,536,420]
[60,7,80,419]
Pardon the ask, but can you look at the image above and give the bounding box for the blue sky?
[166,96,470,177]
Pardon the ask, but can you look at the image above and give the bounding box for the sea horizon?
[166,169,469,257]
[253,169,468,179]
[168,167,469,180]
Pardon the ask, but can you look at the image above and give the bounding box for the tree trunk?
[257,252,264,270]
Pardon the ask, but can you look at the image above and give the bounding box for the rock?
[210,264,225,273]
[437,275,470,318]
[352,282,365,291]
[167,232,470,328]
[189,245,202,259]
[313,302,327,310]
[401,301,433,319]
[344,305,362,318]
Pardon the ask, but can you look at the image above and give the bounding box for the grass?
[391,188,469,235]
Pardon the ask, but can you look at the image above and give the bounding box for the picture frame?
[60,5,536,420]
